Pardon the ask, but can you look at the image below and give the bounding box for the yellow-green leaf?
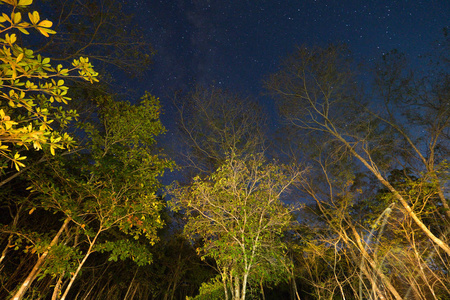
[2,13,11,23]
[38,20,52,28]
[18,27,30,35]
[28,11,39,24]
[13,159,26,171]
[13,12,21,24]
[18,0,33,6]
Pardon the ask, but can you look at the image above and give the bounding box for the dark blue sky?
[115,0,450,148]
[118,0,449,183]
[126,0,449,98]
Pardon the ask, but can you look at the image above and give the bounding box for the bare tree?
[34,0,154,75]
[173,86,267,176]
[266,44,450,299]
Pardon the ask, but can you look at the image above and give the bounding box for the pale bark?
[51,271,64,300]
[222,268,229,300]
[0,204,21,266]
[12,217,70,300]
[350,226,403,300]
[336,135,450,257]
[60,230,101,300]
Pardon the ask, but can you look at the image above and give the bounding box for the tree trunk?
[124,267,138,300]
[51,271,65,300]
[60,230,101,300]
[334,133,450,257]
[12,217,70,300]
[260,278,265,300]
[241,272,249,300]
[234,275,240,300]
[222,269,229,300]
[350,226,403,300]
[0,204,21,267]
[290,273,301,300]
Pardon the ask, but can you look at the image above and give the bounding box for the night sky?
[120,0,449,134]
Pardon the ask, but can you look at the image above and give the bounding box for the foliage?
[0,0,98,171]
[30,92,172,258]
[171,151,302,300]
[0,93,173,300]
[97,239,153,267]
[188,275,225,300]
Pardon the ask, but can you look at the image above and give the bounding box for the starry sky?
[127,0,448,93]
[119,0,449,136]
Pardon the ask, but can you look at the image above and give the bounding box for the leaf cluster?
[0,0,98,171]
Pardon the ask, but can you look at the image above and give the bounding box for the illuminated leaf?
[28,11,39,24]
[18,0,33,6]
[38,20,52,28]
[18,27,29,34]
[13,12,21,24]
[2,13,11,23]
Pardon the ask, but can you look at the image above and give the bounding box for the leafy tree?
[0,0,98,172]
[171,151,303,300]
[188,275,225,300]
[4,93,173,300]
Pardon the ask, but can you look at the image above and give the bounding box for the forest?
[0,0,449,299]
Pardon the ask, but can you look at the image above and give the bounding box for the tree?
[170,151,303,300]
[4,93,173,300]
[32,0,155,76]
[174,86,267,175]
[0,0,98,172]
[266,44,450,299]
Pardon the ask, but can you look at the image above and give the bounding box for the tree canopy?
[0,1,448,300]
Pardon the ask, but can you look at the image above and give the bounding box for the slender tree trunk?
[0,233,13,266]
[60,230,101,300]
[163,281,172,300]
[358,260,385,300]
[350,226,403,300]
[222,269,229,300]
[0,204,22,267]
[80,261,110,300]
[241,272,249,300]
[12,217,70,300]
[289,265,301,300]
[234,275,240,300]
[0,242,9,268]
[124,268,138,300]
[51,271,65,300]
[333,133,450,256]
[260,277,265,300]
